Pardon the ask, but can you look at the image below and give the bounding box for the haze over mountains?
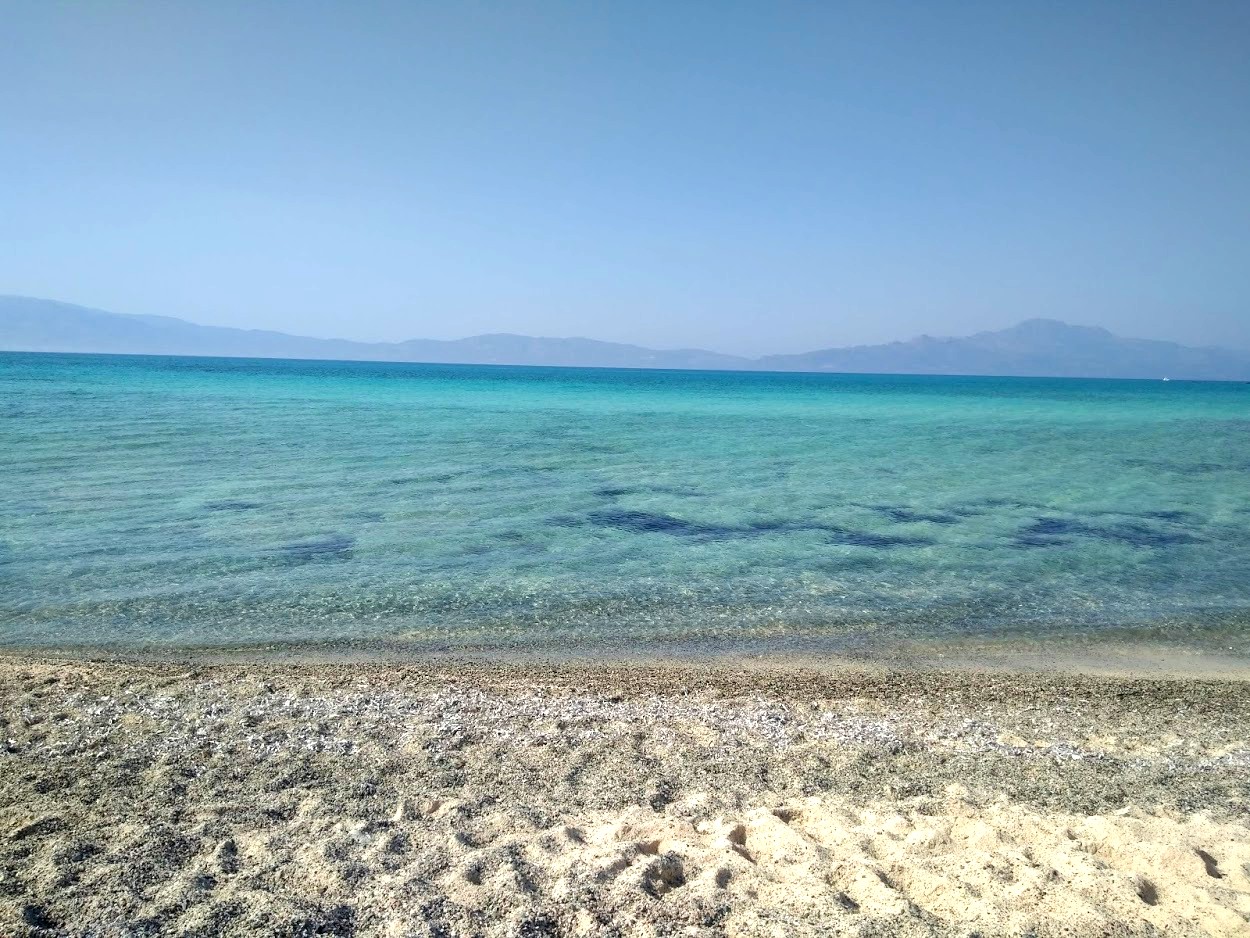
[3,295,1249,381]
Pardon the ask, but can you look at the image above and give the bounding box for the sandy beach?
[2,653,1248,937]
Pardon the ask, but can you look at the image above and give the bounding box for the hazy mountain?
[2,295,1248,380]
[391,333,748,370]
[0,296,748,370]
[757,319,1250,380]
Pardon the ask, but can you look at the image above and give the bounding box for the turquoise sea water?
[2,351,1249,658]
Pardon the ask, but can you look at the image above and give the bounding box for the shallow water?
[2,352,1249,658]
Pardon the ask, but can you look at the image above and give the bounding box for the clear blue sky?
[3,1,1247,354]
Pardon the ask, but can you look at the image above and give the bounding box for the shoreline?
[2,654,1248,935]
[4,629,1249,682]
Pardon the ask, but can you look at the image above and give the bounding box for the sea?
[3,351,1249,664]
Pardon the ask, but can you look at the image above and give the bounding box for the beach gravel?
[1,655,1248,936]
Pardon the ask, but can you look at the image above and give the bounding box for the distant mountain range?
[3,295,1249,381]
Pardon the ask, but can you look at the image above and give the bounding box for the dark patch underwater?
[871,506,962,525]
[593,484,706,499]
[1013,517,1201,550]
[579,509,931,548]
[1123,458,1232,476]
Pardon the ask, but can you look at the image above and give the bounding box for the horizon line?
[3,346,1242,386]
[5,292,1247,358]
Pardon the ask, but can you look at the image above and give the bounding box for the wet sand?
[2,653,1248,936]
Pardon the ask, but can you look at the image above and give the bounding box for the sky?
[2,1,1248,355]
